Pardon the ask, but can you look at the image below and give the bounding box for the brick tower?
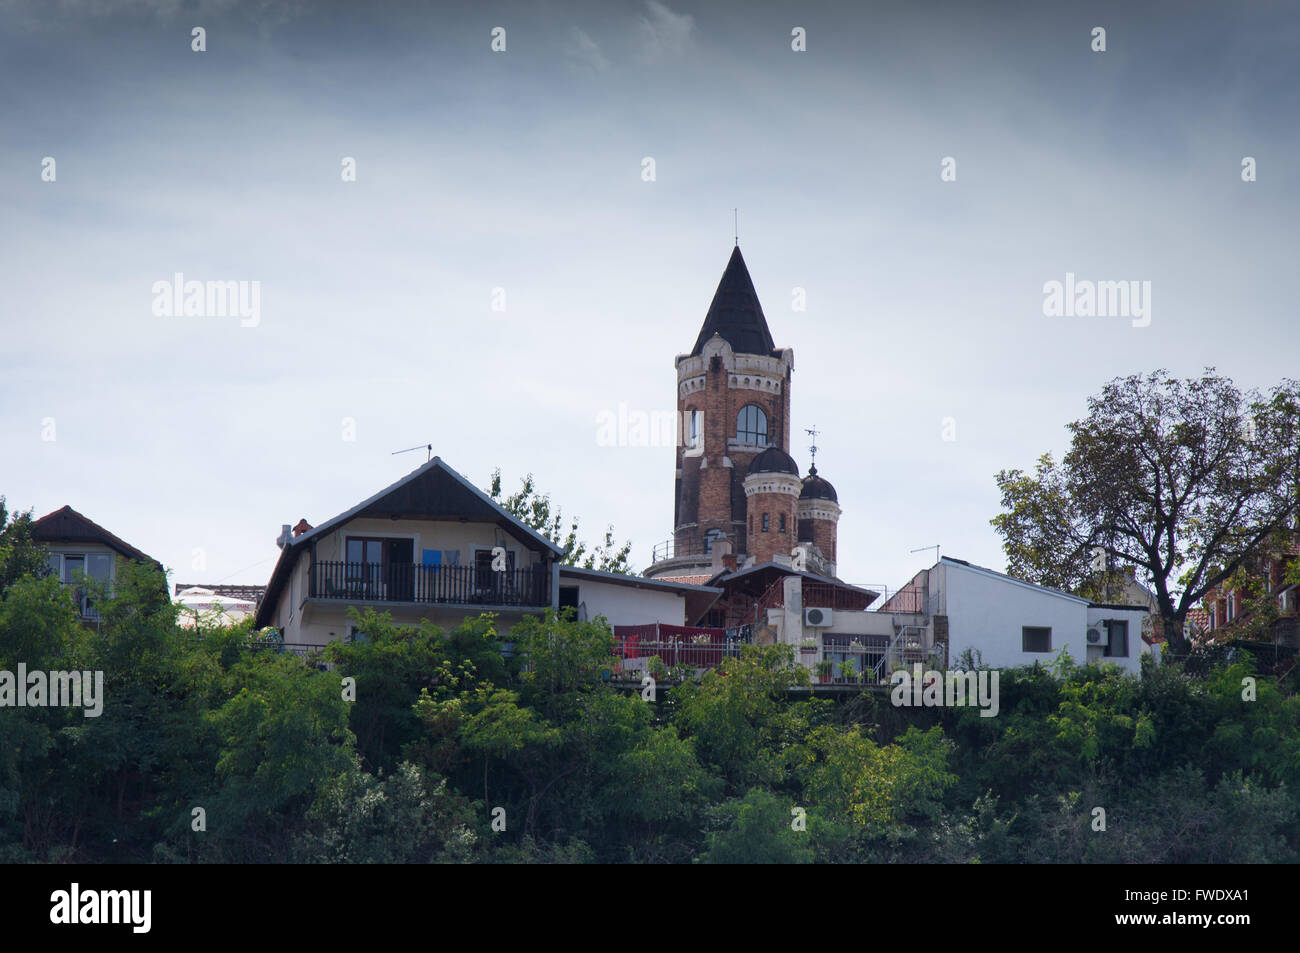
[797,466,841,576]
[646,245,796,578]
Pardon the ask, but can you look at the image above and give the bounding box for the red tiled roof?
[655,574,714,586]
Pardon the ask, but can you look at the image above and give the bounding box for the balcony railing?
[612,623,745,670]
[802,582,877,611]
[649,537,715,564]
[875,586,929,615]
[309,561,550,608]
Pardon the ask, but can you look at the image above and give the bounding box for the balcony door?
[386,538,414,601]
[345,537,414,601]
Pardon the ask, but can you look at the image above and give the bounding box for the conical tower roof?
[690,245,776,357]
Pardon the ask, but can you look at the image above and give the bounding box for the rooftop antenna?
[805,424,820,475]
[392,443,432,463]
[910,544,940,565]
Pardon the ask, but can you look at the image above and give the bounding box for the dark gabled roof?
[704,560,879,605]
[289,457,563,556]
[747,446,800,477]
[691,245,777,357]
[255,457,563,627]
[558,565,721,595]
[32,506,160,567]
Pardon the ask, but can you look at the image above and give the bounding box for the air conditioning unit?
[804,607,833,627]
[1086,625,1109,647]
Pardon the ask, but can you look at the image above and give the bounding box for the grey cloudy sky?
[1,0,1296,591]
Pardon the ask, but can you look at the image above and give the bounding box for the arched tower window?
[736,405,768,445]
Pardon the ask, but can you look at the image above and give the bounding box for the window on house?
[1022,626,1052,653]
[346,537,384,567]
[736,405,768,445]
[762,513,769,533]
[80,554,111,618]
[1103,620,1129,658]
[50,552,113,618]
[779,513,786,533]
[687,409,701,449]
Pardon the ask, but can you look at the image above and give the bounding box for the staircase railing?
[872,624,930,683]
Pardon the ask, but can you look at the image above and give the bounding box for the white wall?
[943,562,1148,675]
[563,576,687,628]
[943,561,1091,671]
[777,576,901,673]
[1084,605,1149,674]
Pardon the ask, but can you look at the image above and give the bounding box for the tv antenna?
[393,443,432,463]
[910,544,940,564]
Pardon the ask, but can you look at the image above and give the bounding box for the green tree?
[700,788,814,864]
[992,369,1300,656]
[487,469,633,573]
[0,498,52,596]
[296,760,479,863]
[802,724,957,849]
[673,644,820,792]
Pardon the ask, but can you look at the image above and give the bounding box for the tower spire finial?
[805,424,820,474]
[733,207,738,246]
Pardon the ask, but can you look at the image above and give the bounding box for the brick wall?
[746,490,798,564]
[673,348,792,559]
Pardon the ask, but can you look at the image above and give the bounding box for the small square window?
[1022,626,1051,653]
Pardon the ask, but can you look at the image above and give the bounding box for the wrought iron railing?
[802,582,877,612]
[309,561,549,608]
[612,623,747,669]
[649,536,714,564]
[876,585,929,615]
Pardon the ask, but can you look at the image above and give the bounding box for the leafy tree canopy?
[487,469,634,573]
[992,368,1300,655]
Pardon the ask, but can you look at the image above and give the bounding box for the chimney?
[710,538,733,574]
[276,524,292,548]
[293,518,312,538]
[722,554,737,572]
